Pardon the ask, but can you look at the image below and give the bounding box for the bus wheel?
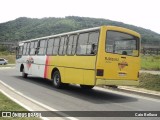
[80,85,94,89]
[52,71,62,88]
[22,68,28,78]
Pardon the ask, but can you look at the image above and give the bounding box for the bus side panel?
[46,56,96,85]
[44,56,58,80]
[83,70,95,85]
[64,68,83,84]
[31,56,46,77]
[64,56,96,85]
[59,56,86,84]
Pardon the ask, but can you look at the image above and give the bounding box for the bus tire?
[52,71,62,88]
[22,68,28,78]
[80,85,94,89]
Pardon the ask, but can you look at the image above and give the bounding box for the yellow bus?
[16,26,141,89]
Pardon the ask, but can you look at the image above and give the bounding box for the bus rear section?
[96,26,141,86]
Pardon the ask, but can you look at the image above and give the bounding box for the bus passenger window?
[26,42,30,55]
[37,40,46,55]
[47,38,54,55]
[30,42,35,55]
[77,33,89,55]
[67,35,77,55]
[72,35,77,54]
[22,43,27,55]
[87,31,99,55]
[16,46,23,59]
[53,37,60,55]
[59,36,68,55]
[77,31,99,55]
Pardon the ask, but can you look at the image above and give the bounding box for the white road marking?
[0,80,78,120]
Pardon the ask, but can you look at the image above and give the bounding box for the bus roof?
[19,25,140,44]
[19,26,101,43]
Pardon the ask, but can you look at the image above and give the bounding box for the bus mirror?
[16,47,19,51]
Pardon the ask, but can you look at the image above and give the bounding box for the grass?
[0,92,40,120]
[0,53,16,64]
[0,92,26,111]
[141,55,160,70]
[137,73,160,91]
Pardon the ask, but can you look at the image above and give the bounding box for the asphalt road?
[0,68,160,120]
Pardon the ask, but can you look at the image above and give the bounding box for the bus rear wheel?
[52,71,62,88]
[80,85,94,89]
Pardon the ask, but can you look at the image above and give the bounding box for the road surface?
[0,68,160,120]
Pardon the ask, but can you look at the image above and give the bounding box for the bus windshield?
[106,31,139,56]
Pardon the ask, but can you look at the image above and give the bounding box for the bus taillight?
[96,69,104,76]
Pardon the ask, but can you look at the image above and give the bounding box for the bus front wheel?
[80,85,94,89]
[22,68,28,78]
[52,71,62,88]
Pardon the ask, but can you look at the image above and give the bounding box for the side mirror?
[16,47,18,50]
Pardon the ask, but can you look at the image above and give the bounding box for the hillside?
[0,16,160,45]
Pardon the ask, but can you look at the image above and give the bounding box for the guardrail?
[142,48,160,55]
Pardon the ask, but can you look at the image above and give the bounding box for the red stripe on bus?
[44,56,49,78]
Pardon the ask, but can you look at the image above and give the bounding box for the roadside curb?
[140,70,160,75]
[106,86,160,99]
[0,67,13,69]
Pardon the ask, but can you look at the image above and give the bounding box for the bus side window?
[22,43,27,55]
[26,42,30,55]
[34,41,38,54]
[72,35,78,54]
[16,46,23,59]
[77,33,89,55]
[53,37,60,55]
[30,41,35,55]
[37,40,46,55]
[46,38,54,55]
[87,31,99,55]
[67,34,77,55]
[17,46,23,56]
[44,39,48,55]
[59,36,68,55]
[67,35,73,55]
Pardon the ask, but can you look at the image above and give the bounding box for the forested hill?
[0,16,160,45]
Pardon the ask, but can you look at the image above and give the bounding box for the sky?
[0,0,160,34]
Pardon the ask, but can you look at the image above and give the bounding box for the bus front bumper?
[96,79,139,86]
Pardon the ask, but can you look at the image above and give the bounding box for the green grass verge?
[141,55,160,70]
[0,55,15,64]
[137,73,160,91]
[0,92,40,120]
